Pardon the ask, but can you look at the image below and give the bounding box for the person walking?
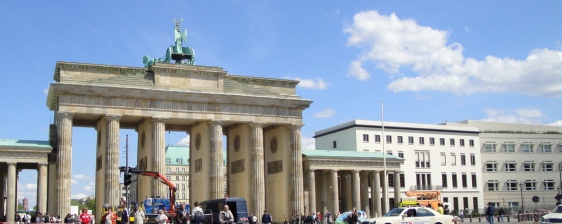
[190,201,204,224]
[486,203,495,224]
[347,208,358,224]
[437,204,444,215]
[80,208,92,224]
[121,205,130,224]
[261,209,272,224]
[155,210,168,224]
[498,207,505,222]
[134,207,146,224]
[219,205,234,224]
[177,204,188,224]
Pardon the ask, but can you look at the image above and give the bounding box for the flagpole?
[381,101,389,213]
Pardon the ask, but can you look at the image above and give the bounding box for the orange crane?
[404,190,441,210]
[130,169,178,221]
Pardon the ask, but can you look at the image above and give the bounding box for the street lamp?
[519,182,524,212]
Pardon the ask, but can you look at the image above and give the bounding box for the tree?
[85,198,96,211]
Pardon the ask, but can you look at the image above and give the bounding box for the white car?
[361,207,456,224]
[541,205,562,223]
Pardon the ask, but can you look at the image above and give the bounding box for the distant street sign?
[556,194,562,201]
[532,195,540,203]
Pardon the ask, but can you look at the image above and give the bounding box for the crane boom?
[129,169,177,217]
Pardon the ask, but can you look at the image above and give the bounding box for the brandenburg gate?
[46,61,312,219]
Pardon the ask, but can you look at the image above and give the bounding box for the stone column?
[187,128,193,203]
[152,117,167,198]
[6,162,16,223]
[352,170,360,209]
[320,171,328,215]
[330,170,339,215]
[37,163,48,214]
[381,171,388,213]
[0,172,5,218]
[308,169,316,214]
[393,171,401,207]
[371,171,381,217]
[290,125,304,214]
[105,114,121,207]
[361,172,369,213]
[209,121,224,199]
[56,112,73,217]
[249,123,265,218]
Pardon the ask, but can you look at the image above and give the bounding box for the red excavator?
[129,169,178,222]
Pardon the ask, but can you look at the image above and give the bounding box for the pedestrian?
[219,205,234,224]
[190,201,204,224]
[325,210,331,224]
[459,210,464,222]
[121,205,130,224]
[65,214,75,223]
[134,207,146,224]
[437,204,444,215]
[347,208,358,224]
[486,203,495,224]
[284,215,289,224]
[444,205,450,215]
[498,207,505,222]
[261,209,272,224]
[155,210,168,224]
[177,204,188,224]
[80,208,92,224]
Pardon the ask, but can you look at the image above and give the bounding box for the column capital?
[209,120,223,126]
[56,112,74,119]
[352,170,360,174]
[6,162,16,166]
[152,116,168,122]
[249,123,265,128]
[308,168,316,172]
[105,114,122,121]
[289,125,304,131]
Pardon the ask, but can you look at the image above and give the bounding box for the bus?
[199,198,248,223]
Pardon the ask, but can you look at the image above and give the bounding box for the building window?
[524,180,537,190]
[470,153,476,166]
[450,138,455,146]
[398,151,404,158]
[430,138,435,145]
[486,162,498,172]
[182,168,186,173]
[408,136,414,144]
[451,154,457,166]
[363,134,369,142]
[166,167,171,174]
[506,181,518,191]
[473,197,479,211]
[400,174,405,187]
[440,138,445,146]
[387,150,393,155]
[182,176,186,181]
[460,154,466,166]
[484,143,496,153]
[375,135,381,143]
[397,136,403,144]
[471,173,477,188]
[167,176,171,180]
[543,162,554,171]
[386,135,392,143]
[442,173,448,188]
[461,174,467,188]
[182,184,186,190]
[176,168,179,173]
[176,176,179,181]
[415,151,430,168]
[166,158,171,164]
[333,141,337,148]
[505,143,515,153]
[419,137,425,145]
[416,173,432,189]
[452,173,458,188]
[522,143,533,153]
[463,197,469,210]
[460,139,465,147]
[505,162,516,172]
[388,173,394,187]
[544,180,555,190]
[541,143,552,153]
[487,180,499,191]
[469,139,475,147]
[177,159,183,164]
[441,152,446,166]
[523,162,535,172]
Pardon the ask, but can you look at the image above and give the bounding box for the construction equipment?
[126,168,178,222]
[404,190,442,210]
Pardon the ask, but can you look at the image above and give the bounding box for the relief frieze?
[59,94,302,117]
[267,160,283,175]
[230,159,245,174]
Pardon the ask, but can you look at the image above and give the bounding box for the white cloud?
[72,193,88,199]
[314,109,335,118]
[44,86,49,95]
[464,26,471,32]
[344,11,562,97]
[482,108,545,124]
[301,137,315,150]
[25,183,37,189]
[548,120,562,126]
[174,136,190,146]
[285,77,328,90]
[71,179,78,185]
[73,174,90,180]
[83,185,94,192]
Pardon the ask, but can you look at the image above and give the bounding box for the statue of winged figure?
[143,19,195,68]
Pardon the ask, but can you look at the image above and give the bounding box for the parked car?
[541,205,562,223]
[361,207,456,224]
[335,210,368,224]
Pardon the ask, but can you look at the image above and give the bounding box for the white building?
[314,120,484,213]
[445,120,562,213]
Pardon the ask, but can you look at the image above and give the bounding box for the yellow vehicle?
[404,190,442,210]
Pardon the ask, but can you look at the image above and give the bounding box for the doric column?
[152,117,166,198]
[381,171,388,213]
[320,171,328,215]
[360,172,369,213]
[249,123,265,218]
[0,172,4,218]
[393,171,401,206]
[352,170,360,209]
[330,170,339,215]
[289,125,304,214]
[105,114,121,206]
[371,171,381,217]
[56,112,73,217]
[187,128,194,203]
[308,169,316,214]
[209,121,224,199]
[37,163,48,214]
[7,162,16,223]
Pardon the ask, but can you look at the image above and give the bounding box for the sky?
[1,1,562,208]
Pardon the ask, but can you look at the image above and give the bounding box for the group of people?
[14,209,90,224]
[286,211,332,224]
[101,205,148,224]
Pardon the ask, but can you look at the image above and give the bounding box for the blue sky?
[2,1,562,208]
